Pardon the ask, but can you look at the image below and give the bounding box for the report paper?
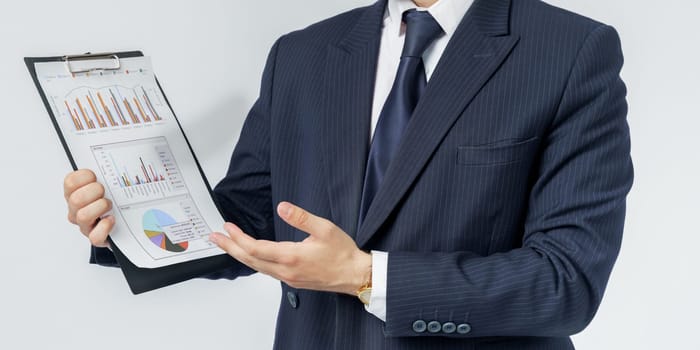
[36,57,225,268]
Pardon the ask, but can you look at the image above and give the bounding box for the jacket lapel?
[322,0,386,237]
[355,0,520,247]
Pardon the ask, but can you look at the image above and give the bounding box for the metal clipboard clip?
[63,52,121,74]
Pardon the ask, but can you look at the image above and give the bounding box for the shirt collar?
[386,0,473,36]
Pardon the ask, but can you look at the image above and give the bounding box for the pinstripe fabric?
[92,0,632,348]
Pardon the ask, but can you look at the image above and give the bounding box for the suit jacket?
[92,0,633,348]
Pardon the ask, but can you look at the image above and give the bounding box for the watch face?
[358,289,372,305]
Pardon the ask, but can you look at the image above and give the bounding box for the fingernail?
[278,202,292,218]
[209,233,219,244]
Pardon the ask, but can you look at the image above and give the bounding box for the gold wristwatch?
[356,269,372,305]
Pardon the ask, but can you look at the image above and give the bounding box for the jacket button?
[286,291,298,309]
[456,323,471,334]
[442,322,456,334]
[427,321,442,333]
[412,320,427,333]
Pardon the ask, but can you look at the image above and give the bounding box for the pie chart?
[142,209,189,252]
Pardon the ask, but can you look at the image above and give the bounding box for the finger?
[64,169,97,200]
[88,215,114,247]
[76,198,112,234]
[277,202,333,239]
[209,232,283,277]
[68,182,105,216]
[223,222,295,263]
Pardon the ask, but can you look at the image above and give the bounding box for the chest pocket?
[457,137,539,166]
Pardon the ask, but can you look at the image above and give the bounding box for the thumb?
[209,231,236,254]
[277,201,333,239]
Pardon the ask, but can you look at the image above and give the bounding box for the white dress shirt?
[365,0,473,322]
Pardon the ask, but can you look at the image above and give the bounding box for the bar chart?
[118,156,166,187]
[59,84,164,132]
[91,137,187,205]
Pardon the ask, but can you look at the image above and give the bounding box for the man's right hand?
[64,169,114,248]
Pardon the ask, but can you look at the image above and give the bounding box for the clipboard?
[25,51,237,294]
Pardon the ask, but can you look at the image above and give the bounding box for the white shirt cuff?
[364,250,388,322]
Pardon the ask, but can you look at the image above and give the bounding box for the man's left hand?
[209,201,372,295]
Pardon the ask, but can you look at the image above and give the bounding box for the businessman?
[63,0,633,348]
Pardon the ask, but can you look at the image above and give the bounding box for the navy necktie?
[359,10,443,225]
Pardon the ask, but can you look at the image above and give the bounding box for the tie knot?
[401,9,444,58]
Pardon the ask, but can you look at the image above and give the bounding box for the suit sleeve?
[89,38,282,280]
[205,38,282,279]
[384,25,633,337]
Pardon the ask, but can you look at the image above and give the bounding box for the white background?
[0,1,697,349]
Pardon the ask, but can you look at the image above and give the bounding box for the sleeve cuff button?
[456,323,471,334]
[412,320,427,333]
[442,322,456,333]
[427,321,442,333]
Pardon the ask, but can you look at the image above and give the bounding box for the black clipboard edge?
[25,51,237,295]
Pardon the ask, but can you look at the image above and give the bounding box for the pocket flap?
[457,137,539,166]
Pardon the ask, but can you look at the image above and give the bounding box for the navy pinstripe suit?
[93,0,633,348]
